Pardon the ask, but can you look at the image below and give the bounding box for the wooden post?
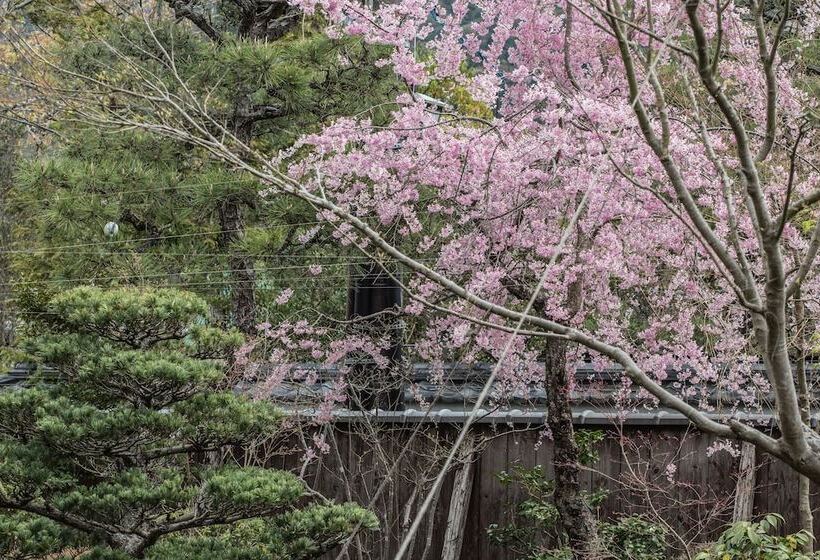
[733,441,756,522]
[441,436,477,560]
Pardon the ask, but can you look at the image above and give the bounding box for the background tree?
[6,0,400,334]
[0,286,375,558]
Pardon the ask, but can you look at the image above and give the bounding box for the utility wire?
[2,211,419,254]
[0,250,410,259]
[28,178,251,202]
[0,220,330,254]
[6,260,438,287]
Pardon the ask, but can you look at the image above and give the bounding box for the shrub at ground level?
[696,514,819,560]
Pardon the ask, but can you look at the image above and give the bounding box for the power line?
[16,174,344,206]
[0,250,400,259]
[0,220,328,254]
[2,211,415,254]
[6,260,436,287]
[34,179,251,203]
[4,279,407,297]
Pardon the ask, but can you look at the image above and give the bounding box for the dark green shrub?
[0,287,374,558]
[600,515,668,560]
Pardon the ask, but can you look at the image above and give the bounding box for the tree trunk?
[123,4,256,338]
[218,198,256,335]
[217,3,303,335]
[0,125,19,348]
[544,337,597,555]
[795,290,814,551]
[109,533,148,558]
[799,474,813,549]
[219,94,258,335]
[441,435,476,560]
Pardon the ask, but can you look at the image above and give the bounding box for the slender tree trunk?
[795,289,814,550]
[544,337,597,556]
[799,474,812,549]
[441,434,476,560]
[732,442,756,522]
[0,125,19,348]
[502,212,598,555]
[158,1,337,347]
[216,5,305,335]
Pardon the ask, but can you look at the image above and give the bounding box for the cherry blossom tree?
[270,0,818,534]
[277,0,819,478]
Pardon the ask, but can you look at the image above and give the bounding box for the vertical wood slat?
[478,431,509,560]
[442,435,478,560]
[733,441,757,522]
[459,438,484,560]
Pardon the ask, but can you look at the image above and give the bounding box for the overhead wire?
[1,219,344,254]
[6,259,439,287]
[25,178,251,202]
[1,210,427,254]
[0,250,407,259]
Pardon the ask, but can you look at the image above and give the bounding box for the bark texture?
[218,197,256,335]
[732,442,756,522]
[795,291,814,551]
[544,337,597,555]
[165,1,306,334]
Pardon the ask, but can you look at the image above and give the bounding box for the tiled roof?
[5,361,817,427]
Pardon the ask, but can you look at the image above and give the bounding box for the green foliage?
[488,430,668,560]
[17,0,111,38]
[0,286,373,557]
[145,503,378,560]
[10,8,400,329]
[489,431,603,557]
[600,516,668,560]
[696,514,820,560]
[38,503,378,560]
[488,461,583,557]
[0,512,86,560]
[575,429,605,466]
[421,61,494,119]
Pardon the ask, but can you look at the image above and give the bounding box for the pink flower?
[312,433,331,454]
[275,288,294,305]
[665,463,677,483]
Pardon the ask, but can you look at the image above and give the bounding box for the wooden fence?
[262,423,817,560]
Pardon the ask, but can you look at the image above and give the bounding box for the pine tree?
[9,1,399,333]
[0,286,375,558]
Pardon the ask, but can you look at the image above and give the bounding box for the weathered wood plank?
[733,441,756,522]
[442,434,477,560]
